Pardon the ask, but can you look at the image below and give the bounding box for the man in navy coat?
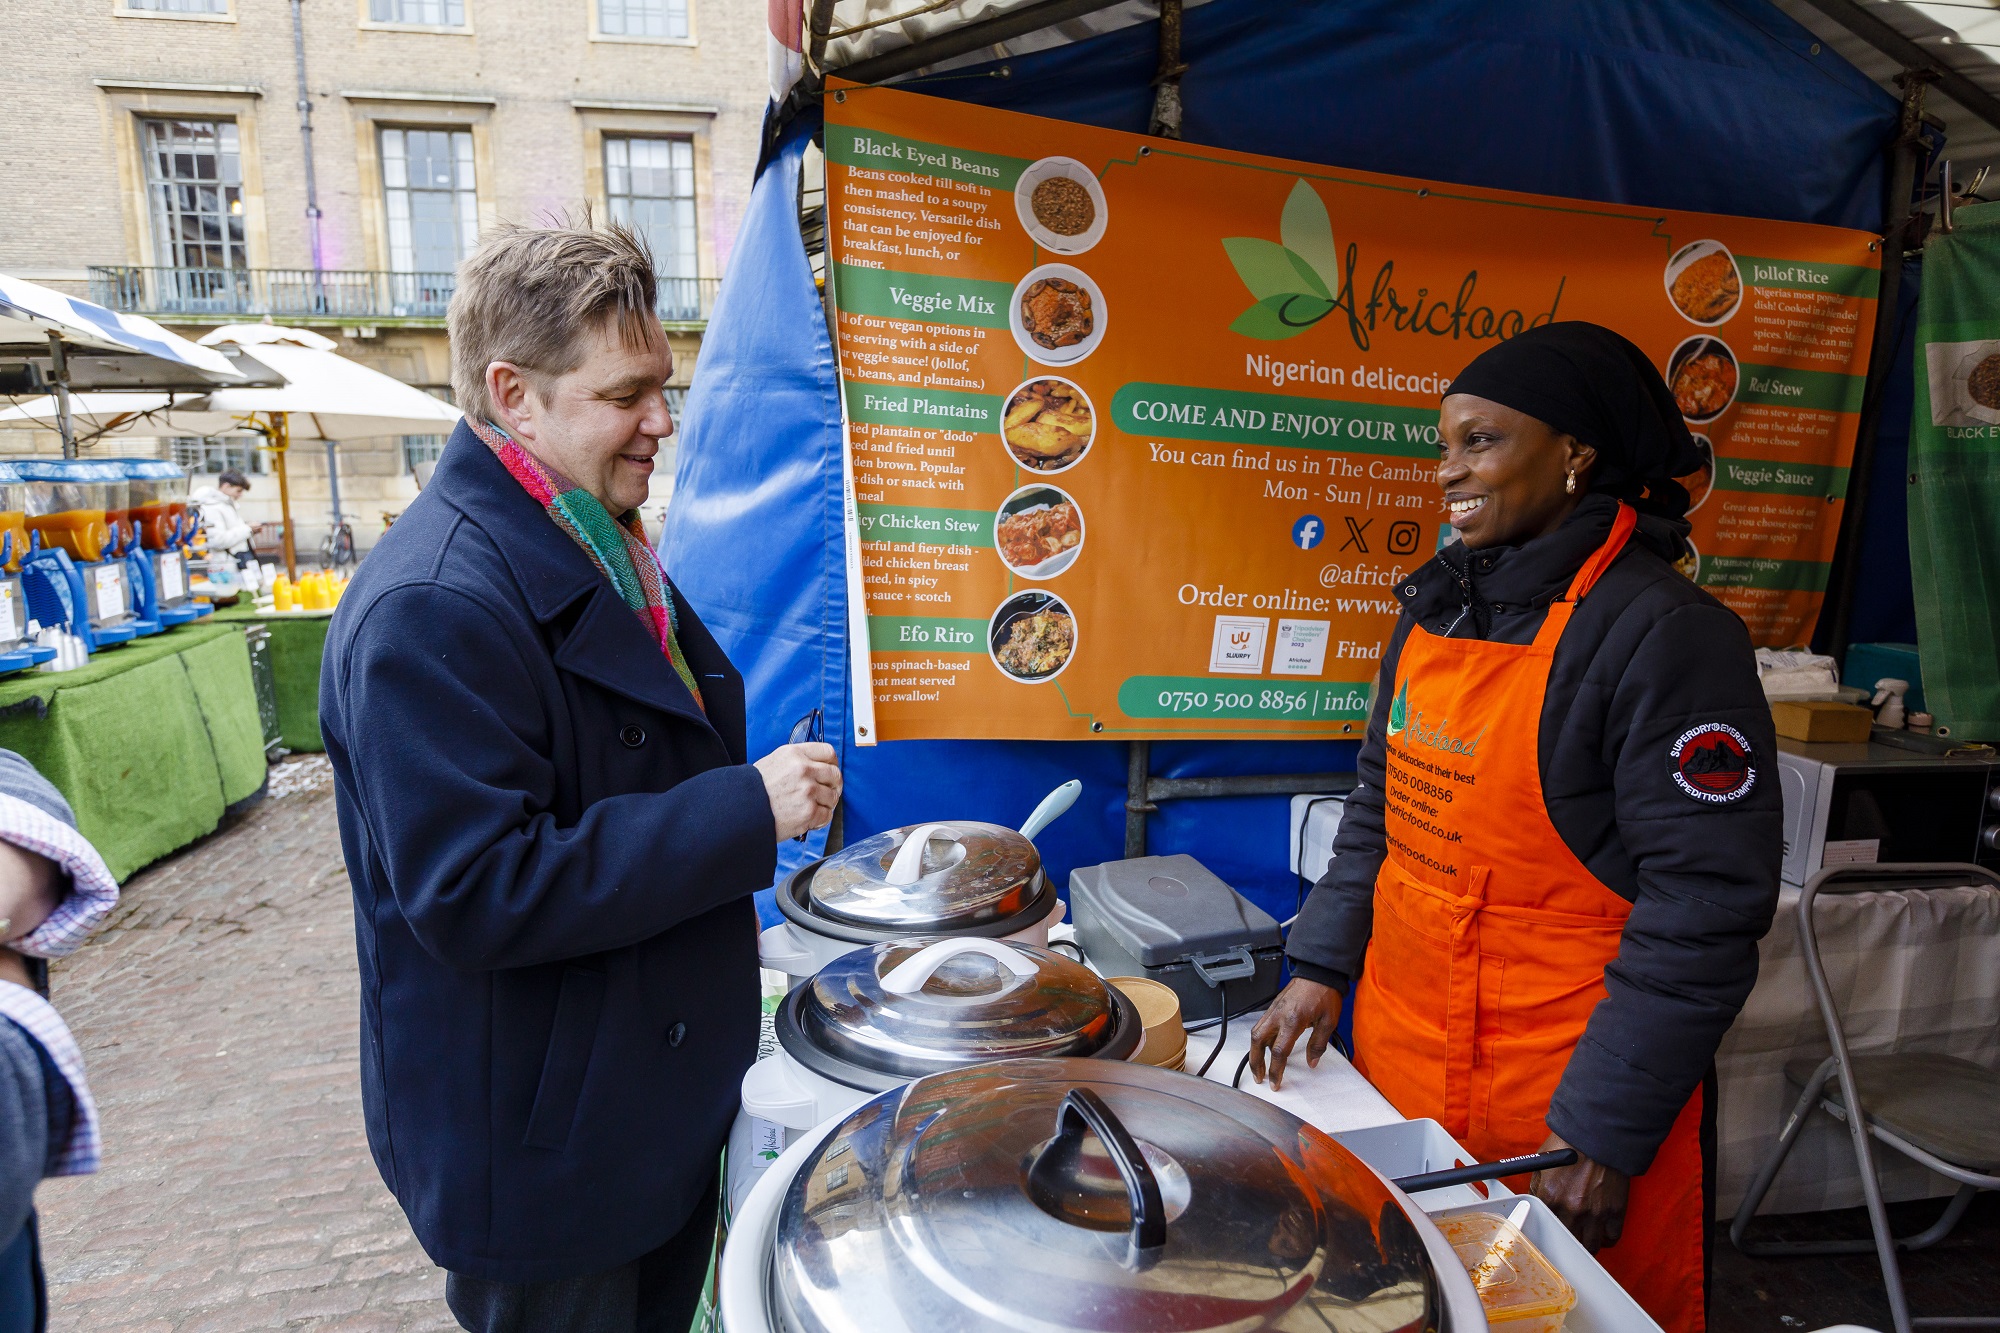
[321,219,840,1332]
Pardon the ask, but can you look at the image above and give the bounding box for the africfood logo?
[1223,179,1567,348]
[1386,680,1483,757]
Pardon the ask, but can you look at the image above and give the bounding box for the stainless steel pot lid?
[771,1059,1439,1333]
[780,939,1134,1089]
[807,821,1041,930]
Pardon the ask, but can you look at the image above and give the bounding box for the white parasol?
[1,324,462,578]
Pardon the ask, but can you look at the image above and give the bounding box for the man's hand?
[1246,977,1342,1090]
[1530,1132,1630,1253]
[754,742,841,842]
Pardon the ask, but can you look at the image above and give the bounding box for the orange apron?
[1351,503,1707,1333]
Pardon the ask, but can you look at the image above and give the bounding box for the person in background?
[190,471,255,570]
[0,751,119,1333]
[1247,323,1781,1333]
[321,218,841,1333]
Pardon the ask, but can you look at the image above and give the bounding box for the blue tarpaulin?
[660,0,1905,930]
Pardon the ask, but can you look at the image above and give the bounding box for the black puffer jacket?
[1286,494,1781,1177]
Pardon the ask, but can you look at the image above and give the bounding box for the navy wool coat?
[320,421,776,1282]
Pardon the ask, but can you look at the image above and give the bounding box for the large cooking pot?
[741,934,1139,1127]
[758,781,1080,978]
[723,1058,1486,1333]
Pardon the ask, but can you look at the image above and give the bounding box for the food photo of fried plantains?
[1002,379,1094,470]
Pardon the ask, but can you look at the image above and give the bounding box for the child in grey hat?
[0,750,119,1332]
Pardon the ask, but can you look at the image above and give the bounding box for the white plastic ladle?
[1019,779,1082,841]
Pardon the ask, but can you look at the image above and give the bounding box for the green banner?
[833,263,1014,330]
[1118,676,1372,721]
[824,123,1030,190]
[1735,363,1866,414]
[1698,555,1830,593]
[868,615,987,652]
[1110,383,1440,457]
[1736,255,1880,299]
[1712,458,1849,499]
[1908,198,2000,738]
[858,503,992,545]
[844,380,1001,432]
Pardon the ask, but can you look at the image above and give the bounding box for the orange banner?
[827,83,1880,743]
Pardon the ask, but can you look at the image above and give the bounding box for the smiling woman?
[1251,322,1778,1333]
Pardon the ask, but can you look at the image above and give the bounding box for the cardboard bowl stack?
[1109,975,1185,1071]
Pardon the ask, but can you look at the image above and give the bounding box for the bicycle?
[318,518,356,570]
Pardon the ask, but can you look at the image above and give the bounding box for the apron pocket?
[523,966,605,1151]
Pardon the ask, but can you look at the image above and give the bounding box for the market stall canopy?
[772,1,2000,180]
[0,325,461,442]
[1776,0,2000,179]
[0,272,257,392]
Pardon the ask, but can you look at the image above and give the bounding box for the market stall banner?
[827,83,1880,743]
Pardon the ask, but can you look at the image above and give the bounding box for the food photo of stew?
[994,486,1083,577]
[1667,336,1739,422]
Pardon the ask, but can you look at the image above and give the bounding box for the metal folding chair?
[1730,862,2000,1333]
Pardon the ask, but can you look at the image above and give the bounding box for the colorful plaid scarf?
[472,418,703,711]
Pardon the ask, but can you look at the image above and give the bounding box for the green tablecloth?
[0,621,266,880]
[213,603,332,752]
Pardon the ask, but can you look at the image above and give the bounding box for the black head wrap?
[1443,321,1704,521]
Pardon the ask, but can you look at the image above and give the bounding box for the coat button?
[667,1022,687,1048]
[620,724,646,748]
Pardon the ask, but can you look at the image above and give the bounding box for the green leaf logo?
[1224,179,1343,340]
[1386,679,1409,736]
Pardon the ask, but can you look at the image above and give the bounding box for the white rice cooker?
[722,1058,1488,1333]
[756,782,1080,980]
[731,934,1141,1212]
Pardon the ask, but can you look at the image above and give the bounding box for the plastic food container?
[1107,975,1185,1069]
[1436,1208,1577,1331]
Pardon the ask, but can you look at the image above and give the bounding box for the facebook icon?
[1292,514,1325,550]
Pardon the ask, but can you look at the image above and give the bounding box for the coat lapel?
[434,421,731,743]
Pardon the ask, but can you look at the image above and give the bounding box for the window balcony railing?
[87,266,720,324]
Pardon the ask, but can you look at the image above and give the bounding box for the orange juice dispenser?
[95,460,135,552]
[18,460,111,564]
[0,462,27,575]
[127,459,192,550]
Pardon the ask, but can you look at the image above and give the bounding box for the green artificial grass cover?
[213,603,332,752]
[0,621,267,880]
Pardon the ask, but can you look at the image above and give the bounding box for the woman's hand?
[754,742,842,841]
[1529,1131,1630,1253]
[1245,978,1343,1090]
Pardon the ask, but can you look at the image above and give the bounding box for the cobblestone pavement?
[36,758,457,1332]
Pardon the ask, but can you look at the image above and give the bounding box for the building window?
[171,438,266,476]
[368,0,465,25]
[401,435,447,473]
[605,136,698,316]
[380,127,476,314]
[597,0,688,40]
[142,119,246,271]
[123,0,230,12]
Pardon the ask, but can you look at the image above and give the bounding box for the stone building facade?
[0,0,769,556]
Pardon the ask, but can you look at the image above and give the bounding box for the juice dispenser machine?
[14,460,138,651]
[0,464,38,673]
[119,460,207,628]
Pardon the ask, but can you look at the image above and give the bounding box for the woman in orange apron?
[1249,323,1782,1333]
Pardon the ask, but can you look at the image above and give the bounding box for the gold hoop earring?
[1565,469,1577,495]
